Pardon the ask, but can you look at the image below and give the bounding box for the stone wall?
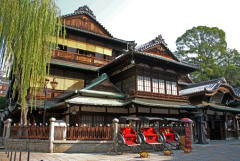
[53,140,113,153]
[3,138,49,152]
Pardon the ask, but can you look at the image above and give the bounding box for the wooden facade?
[4,6,240,142]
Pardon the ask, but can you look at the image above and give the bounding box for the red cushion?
[124,134,136,137]
[144,133,158,137]
[121,128,136,135]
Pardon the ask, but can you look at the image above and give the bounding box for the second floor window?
[152,78,165,94]
[166,81,177,95]
[137,75,177,95]
[137,76,151,92]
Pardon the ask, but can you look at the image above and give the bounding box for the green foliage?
[0,0,63,109]
[176,26,240,87]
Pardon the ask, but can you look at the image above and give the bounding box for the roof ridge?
[188,77,226,88]
[136,35,168,51]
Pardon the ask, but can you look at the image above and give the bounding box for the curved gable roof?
[61,5,112,37]
[136,35,179,61]
[179,77,240,99]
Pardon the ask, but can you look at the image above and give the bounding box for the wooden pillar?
[236,116,239,139]
[224,112,228,140]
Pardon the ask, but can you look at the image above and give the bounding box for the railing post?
[49,117,56,153]
[112,118,119,145]
[3,118,12,145]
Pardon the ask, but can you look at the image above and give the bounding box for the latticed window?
[152,78,165,94]
[144,77,151,92]
[93,115,104,127]
[159,79,165,94]
[137,76,151,92]
[172,82,177,95]
[80,115,105,127]
[152,78,159,93]
[137,66,178,96]
[80,115,92,127]
[137,76,144,91]
[166,81,172,94]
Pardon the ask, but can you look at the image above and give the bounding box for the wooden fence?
[54,126,113,140]
[9,124,113,141]
[10,124,49,139]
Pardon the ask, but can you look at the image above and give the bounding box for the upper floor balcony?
[52,49,111,67]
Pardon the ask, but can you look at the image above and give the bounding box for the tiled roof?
[99,51,199,72]
[179,77,240,98]
[80,73,125,98]
[135,35,198,70]
[136,51,199,70]
[62,5,112,37]
[136,35,169,51]
[50,59,98,71]
[64,25,134,45]
[179,77,226,96]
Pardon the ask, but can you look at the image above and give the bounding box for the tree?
[176,26,240,86]
[0,0,63,124]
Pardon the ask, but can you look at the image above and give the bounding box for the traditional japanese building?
[180,77,240,142]
[3,5,240,143]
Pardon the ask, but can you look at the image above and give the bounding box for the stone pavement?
[0,140,240,161]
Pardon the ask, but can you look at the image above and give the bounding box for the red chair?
[140,128,159,144]
[160,127,178,143]
[121,128,138,146]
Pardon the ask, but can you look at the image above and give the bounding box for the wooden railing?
[52,49,111,66]
[54,126,113,140]
[10,124,49,139]
[30,88,65,99]
[133,90,189,102]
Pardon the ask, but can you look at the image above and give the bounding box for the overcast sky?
[56,0,240,52]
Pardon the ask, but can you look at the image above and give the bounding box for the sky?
[56,0,240,52]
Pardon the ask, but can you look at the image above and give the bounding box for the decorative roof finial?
[153,34,167,46]
[74,5,96,19]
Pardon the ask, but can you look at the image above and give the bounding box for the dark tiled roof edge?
[64,25,134,45]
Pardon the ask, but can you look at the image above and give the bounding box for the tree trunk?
[20,97,29,125]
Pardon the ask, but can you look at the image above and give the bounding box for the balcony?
[52,50,111,67]
[30,88,66,100]
[130,90,189,102]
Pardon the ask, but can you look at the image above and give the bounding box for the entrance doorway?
[208,120,224,140]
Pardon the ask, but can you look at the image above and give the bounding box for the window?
[172,82,177,95]
[144,77,151,92]
[166,81,172,94]
[152,78,165,94]
[80,115,104,127]
[137,76,151,92]
[137,76,144,91]
[166,81,177,95]
[152,78,159,93]
[80,115,92,127]
[136,66,178,96]
[159,79,165,94]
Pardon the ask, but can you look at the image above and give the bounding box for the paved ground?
[0,140,240,161]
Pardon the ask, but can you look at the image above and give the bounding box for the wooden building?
[180,77,240,142]
[4,6,240,142]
